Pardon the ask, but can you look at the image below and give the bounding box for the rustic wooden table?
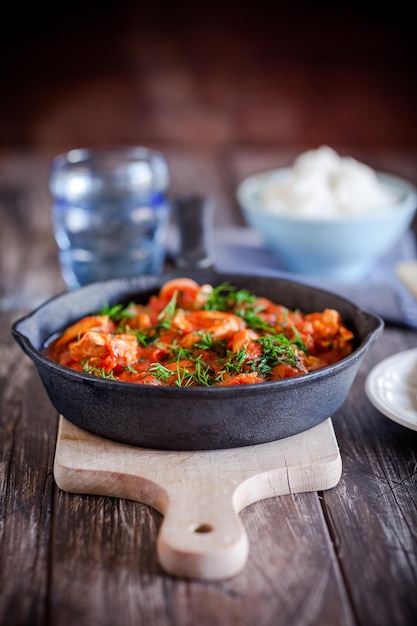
[1,147,417,626]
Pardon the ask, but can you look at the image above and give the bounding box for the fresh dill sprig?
[223,346,248,374]
[236,307,272,332]
[98,301,137,321]
[149,362,173,381]
[251,334,303,376]
[157,292,178,328]
[149,358,213,387]
[215,346,248,382]
[203,283,258,311]
[192,357,212,386]
[81,360,116,379]
[193,332,217,351]
[123,325,157,347]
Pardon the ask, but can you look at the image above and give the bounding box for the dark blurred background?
[1,1,416,156]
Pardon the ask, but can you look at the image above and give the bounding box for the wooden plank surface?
[327,331,417,626]
[0,311,58,626]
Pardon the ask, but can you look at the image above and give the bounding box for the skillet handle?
[174,195,215,269]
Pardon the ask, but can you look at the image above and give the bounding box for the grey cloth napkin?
[204,227,417,328]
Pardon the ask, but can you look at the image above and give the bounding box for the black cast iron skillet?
[12,264,383,450]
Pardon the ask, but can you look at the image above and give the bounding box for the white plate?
[365,348,417,431]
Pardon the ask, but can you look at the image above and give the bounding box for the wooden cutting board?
[54,416,342,581]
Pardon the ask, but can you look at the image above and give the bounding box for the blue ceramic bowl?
[237,168,417,282]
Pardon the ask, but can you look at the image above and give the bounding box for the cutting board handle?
[157,487,248,580]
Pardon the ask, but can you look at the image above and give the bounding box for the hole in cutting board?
[193,523,213,533]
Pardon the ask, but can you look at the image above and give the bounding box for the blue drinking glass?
[50,146,171,289]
